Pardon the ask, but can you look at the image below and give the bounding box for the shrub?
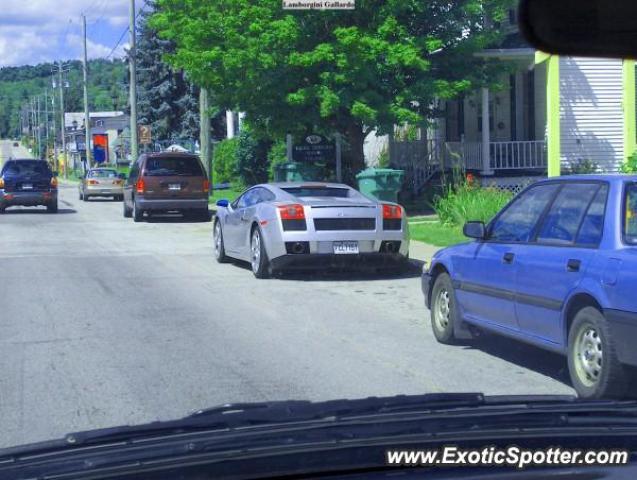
[377,145,390,168]
[567,159,599,174]
[213,138,239,184]
[267,140,288,181]
[621,152,637,174]
[434,181,512,227]
[236,129,270,186]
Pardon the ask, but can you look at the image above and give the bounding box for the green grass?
[409,221,468,247]
[209,187,243,205]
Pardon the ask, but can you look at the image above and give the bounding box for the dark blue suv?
[0,160,58,213]
[423,175,637,399]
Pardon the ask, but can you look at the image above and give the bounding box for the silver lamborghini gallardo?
[213,182,410,278]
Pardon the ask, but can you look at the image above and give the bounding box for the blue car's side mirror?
[216,199,229,208]
[463,221,487,240]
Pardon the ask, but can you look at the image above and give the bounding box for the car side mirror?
[216,199,229,208]
[463,221,486,240]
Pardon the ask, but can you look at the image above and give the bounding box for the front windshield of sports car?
[3,0,637,461]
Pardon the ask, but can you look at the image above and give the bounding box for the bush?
[213,138,239,184]
[434,180,512,227]
[267,140,288,181]
[236,129,270,186]
[621,152,637,174]
[567,159,599,174]
[377,145,390,168]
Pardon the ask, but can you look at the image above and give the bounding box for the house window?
[525,70,536,140]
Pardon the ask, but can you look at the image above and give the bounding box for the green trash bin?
[356,168,405,203]
[274,162,323,182]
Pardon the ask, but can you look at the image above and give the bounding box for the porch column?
[226,110,235,139]
[545,55,561,177]
[481,87,493,175]
[623,60,636,162]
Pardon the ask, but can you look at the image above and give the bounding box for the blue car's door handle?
[567,259,581,272]
[502,252,515,264]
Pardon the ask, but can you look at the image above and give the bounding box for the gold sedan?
[79,168,125,201]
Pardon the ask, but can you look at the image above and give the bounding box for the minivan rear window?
[144,157,204,176]
[1,160,51,176]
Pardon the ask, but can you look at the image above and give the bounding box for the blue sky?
[0,0,135,67]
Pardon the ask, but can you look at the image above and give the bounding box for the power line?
[105,1,149,59]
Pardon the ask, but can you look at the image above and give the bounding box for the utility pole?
[57,61,68,179]
[82,14,92,169]
[199,87,211,192]
[36,96,41,158]
[129,0,138,164]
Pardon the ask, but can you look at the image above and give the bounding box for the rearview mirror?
[216,199,229,208]
[520,0,637,58]
[463,221,486,240]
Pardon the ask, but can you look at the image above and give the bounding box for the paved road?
[0,140,573,448]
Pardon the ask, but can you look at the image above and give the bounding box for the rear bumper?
[136,196,208,211]
[0,189,57,207]
[270,252,408,271]
[85,186,123,196]
[605,309,637,367]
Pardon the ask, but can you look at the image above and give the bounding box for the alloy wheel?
[251,230,261,273]
[434,289,451,332]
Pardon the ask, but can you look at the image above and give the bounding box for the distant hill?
[0,59,128,138]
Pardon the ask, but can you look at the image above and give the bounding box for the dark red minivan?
[122,152,210,222]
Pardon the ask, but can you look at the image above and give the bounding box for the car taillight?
[203,179,210,192]
[382,204,402,219]
[88,179,99,185]
[136,178,145,194]
[0,178,4,189]
[50,177,58,189]
[278,204,305,220]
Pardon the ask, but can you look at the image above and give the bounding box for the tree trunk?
[342,122,366,186]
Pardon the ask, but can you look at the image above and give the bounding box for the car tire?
[47,202,58,213]
[250,226,270,279]
[213,220,230,263]
[430,272,458,344]
[133,200,144,223]
[567,306,627,399]
[123,199,132,218]
[79,190,83,201]
[197,208,211,222]
[83,194,89,202]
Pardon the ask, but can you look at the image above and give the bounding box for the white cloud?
[0,0,130,67]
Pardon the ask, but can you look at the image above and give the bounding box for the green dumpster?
[274,162,322,182]
[356,168,405,203]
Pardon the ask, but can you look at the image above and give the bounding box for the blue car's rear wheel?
[568,307,626,399]
[430,273,457,344]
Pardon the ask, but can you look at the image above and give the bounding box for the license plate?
[333,241,359,255]
[22,183,33,190]
[168,184,181,191]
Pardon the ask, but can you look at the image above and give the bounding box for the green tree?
[151,0,511,182]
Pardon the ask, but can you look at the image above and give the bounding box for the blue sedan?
[422,175,637,399]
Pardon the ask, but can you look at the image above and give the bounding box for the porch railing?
[389,139,547,194]
[489,140,547,170]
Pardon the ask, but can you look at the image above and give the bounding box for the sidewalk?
[409,240,440,264]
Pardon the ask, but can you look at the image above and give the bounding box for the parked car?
[0,159,58,213]
[79,168,124,201]
[214,182,410,278]
[122,152,210,222]
[422,175,637,399]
